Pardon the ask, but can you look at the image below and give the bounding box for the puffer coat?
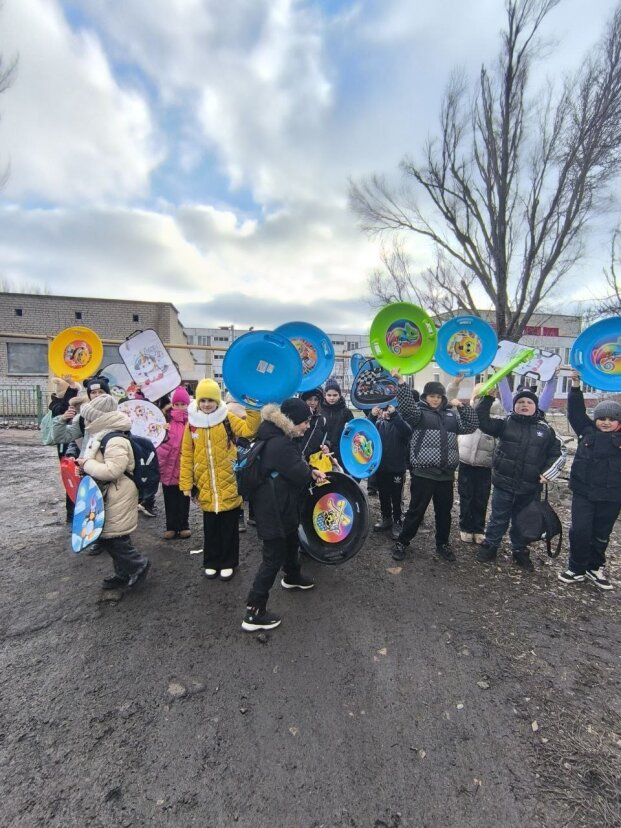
[179,401,260,513]
[568,387,621,502]
[477,395,566,495]
[457,397,504,468]
[81,409,138,538]
[157,408,187,486]
[251,404,313,541]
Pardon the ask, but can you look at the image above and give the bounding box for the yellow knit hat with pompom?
[195,378,222,403]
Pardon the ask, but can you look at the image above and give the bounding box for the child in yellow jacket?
[179,379,260,581]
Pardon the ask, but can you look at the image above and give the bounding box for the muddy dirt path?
[0,431,619,827]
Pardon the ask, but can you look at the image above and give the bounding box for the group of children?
[47,366,620,632]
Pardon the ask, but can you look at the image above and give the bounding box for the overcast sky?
[0,0,619,333]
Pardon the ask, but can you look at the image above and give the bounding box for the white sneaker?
[204,568,218,579]
[584,568,613,591]
[219,568,234,581]
[460,531,474,543]
[474,534,486,544]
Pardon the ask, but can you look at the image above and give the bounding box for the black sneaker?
[584,568,613,591]
[475,541,497,563]
[512,549,534,572]
[86,542,103,556]
[127,560,150,588]
[391,541,407,561]
[281,573,315,590]
[102,574,129,590]
[436,544,456,561]
[242,607,282,632]
[391,520,402,541]
[138,503,157,518]
[557,569,585,584]
[373,517,392,532]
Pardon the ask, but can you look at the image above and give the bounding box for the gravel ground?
[0,429,619,828]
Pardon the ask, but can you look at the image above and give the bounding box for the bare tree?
[596,227,621,315]
[351,0,621,339]
[0,48,17,189]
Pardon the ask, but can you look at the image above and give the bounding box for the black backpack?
[514,486,562,558]
[99,431,160,501]
[233,439,269,499]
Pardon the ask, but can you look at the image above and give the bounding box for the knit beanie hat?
[422,381,446,398]
[195,378,222,403]
[281,397,312,425]
[324,378,342,395]
[301,387,324,403]
[172,386,191,405]
[84,375,110,398]
[81,394,117,423]
[513,389,539,409]
[593,399,621,421]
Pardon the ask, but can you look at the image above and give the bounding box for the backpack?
[221,418,265,499]
[233,439,268,499]
[40,410,56,446]
[99,431,160,501]
[514,486,562,557]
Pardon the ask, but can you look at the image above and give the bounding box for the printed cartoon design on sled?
[385,320,421,356]
[313,493,354,543]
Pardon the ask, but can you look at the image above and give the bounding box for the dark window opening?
[15,308,23,316]
[75,311,82,320]
[132,314,139,322]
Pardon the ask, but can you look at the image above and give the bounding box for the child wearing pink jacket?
[157,386,191,540]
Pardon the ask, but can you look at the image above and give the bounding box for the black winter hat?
[513,389,539,410]
[324,377,342,395]
[84,375,111,398]
[281,397,312,425]
[300,387,324,403]
[422,381,446,398]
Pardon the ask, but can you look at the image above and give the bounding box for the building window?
[132,314,139,323]
[333,340,344,346]
[14,308,23,317]
[186,335,194,344]
[347,341,358,351]
[542,327,559,337]
[433,372,440,382]
[213,336,229,342]
[214,353,224,360]
[523,325,541,336]
[7,342,48,374]
[75,311,82,320]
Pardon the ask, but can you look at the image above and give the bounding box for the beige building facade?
[0,292,197,391]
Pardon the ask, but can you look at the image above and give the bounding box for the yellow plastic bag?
[308,451,332,472]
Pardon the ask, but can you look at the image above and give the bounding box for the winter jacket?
[156,408,187,486]
[368,410,412,474]
[81,409,138,538]
[297,411,328,460]
[397,384,478,479]
[250,404,313,541]
[179,400,260,513]
[457,398,503,469]
[477,395,566,495]
[48,386,79,459]
[320,397,353,463]
[568,387,621,502]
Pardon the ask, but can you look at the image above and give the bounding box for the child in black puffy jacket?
[475,389,565,572]
[558,372,621,590]
[369,405,412,540]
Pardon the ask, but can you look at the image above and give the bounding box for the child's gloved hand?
[390,367,405,385]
